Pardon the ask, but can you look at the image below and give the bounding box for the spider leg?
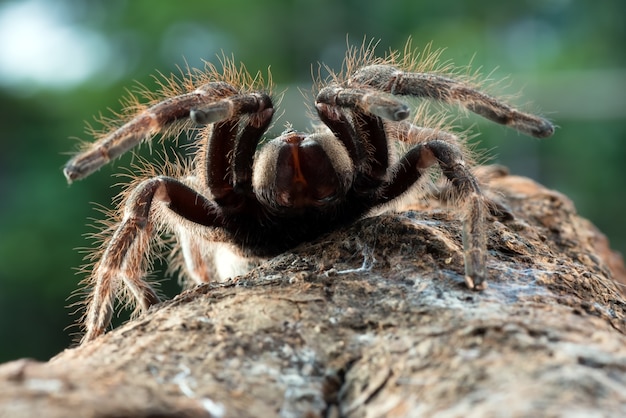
[195,94,274,209]
[82,175,225,343]
[348,64,554,138]
[315,102,392,190]
[63,82,271,182]
[376,125,489,290]
[314,104,367,167]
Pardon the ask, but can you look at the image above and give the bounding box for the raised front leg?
[349,64,554,138]
[63,82,273,183]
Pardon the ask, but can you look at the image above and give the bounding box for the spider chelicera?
[64,43,554,343]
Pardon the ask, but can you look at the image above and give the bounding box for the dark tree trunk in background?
[1,166,625,417]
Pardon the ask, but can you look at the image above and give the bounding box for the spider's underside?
[64,44,554,343]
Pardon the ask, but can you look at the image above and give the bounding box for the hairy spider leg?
[82,176,224,343]
[64,93,219,182]
[315,104,367,168]
[63,82,271,183]
[202,118,239,202]
[195,96,274,209]
[315,104,390,185]
[376,125,488,289]
[349,64,554,138]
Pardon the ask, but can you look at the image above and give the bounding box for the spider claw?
[63,158,99,183]
[63,165,77,184]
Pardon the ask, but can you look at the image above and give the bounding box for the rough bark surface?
[2,167,626,418]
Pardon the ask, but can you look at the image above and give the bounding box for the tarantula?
[64,43,554,343]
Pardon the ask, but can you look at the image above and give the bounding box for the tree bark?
[1,166,625,418]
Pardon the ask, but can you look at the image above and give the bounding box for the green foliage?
[0,0,624,362]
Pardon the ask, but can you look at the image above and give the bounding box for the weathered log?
[1,167,625,417]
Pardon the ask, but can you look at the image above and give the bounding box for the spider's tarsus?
[510,115,555,139]
[63,156,104,183]
[533,119,555,138]
[63,166,76,184]
[63,161,89,183]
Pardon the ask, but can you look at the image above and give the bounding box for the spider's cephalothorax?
[64,44,554,343]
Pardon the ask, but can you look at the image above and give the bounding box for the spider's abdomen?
[253,130,354,210]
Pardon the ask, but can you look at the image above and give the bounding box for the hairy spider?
[64,43,554,343]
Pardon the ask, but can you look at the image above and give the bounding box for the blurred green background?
[0,0,624,362]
